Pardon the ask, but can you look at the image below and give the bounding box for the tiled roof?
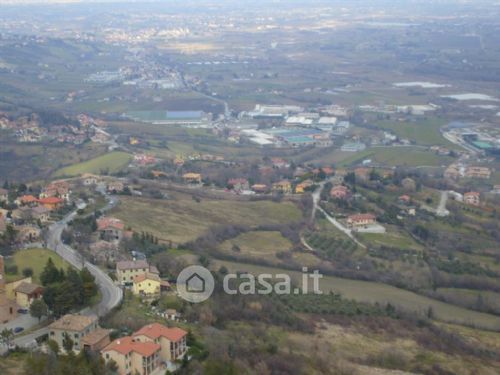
[133,323,187,343]
[116,259,149,271]
[49,314,97,332]
[81,328,111,346]
[13,282,43,295]
[102,336,160,357]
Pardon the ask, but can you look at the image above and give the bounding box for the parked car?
[14,327,24,334]
[17,308,28,314]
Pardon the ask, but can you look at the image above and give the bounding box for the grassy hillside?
[112,194,303,244]
[53,151,131,177]
[5,248,71,284]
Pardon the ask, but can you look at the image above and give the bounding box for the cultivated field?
[53,151,132,177]
[111,194,303,244]
[219,231,293,262]
[214,260,500,330]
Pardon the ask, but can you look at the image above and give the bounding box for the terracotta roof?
[133,323,187,343]
[81,328,111,346]
[14,282,43,295]
[39,197,63,205]
[97,217,124,231]
[19,195,39,203]
[116,259,149,271]
[49,314,97,332]
[102,336,160,357]
[348,213,376,222]
[133,272,160,284]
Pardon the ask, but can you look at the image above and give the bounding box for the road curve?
[8,195,123,348]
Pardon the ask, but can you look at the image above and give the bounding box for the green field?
[374,118,458,148]
[112,194,303,244]
[54,151,132,177]
[338,146,453,167]
[358,229,423,251]
[5,248,71,284]
[214,260,500,331]
[219,231,293,261]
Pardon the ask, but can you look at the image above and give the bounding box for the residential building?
[97,216,125,242]
[16,225,41,242]
[101,336,161,375]
[132,272,162,299]
[81,173,100,186]
[116,260,158,285]
[38,197,64,211]
[41,181,71,201]
[228,178,250,191]
[31,206,51,222]
[295,180,314,194]
[182,173,202,184]
[48,314,103,352]
[81,328,112,352]
[347,213,376,228]
[251,184,268,193]
[107,181,125,193]
[15,195,39,207]
[272,180,292,194]
[464,192,480,206]
[13,282,44,308]
[465,166,491,179]
[133,323,188,362]
[330,185,351,200]
[0,256,18,323]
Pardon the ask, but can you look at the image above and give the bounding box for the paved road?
[46,195,122,317]
[311,180,367,249]
[2,194,123,351]
[421,190,450,217]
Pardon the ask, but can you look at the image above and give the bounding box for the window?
[106,354,109,359]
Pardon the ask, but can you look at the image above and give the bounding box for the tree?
[80,267,98,302]
[22,267,34,278]
[62,332,74,353]
[0,328,14,349]
[30,299,49,321]
[40,258,64,285]
[47,339,60,355]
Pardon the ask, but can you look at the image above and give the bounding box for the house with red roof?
[133,323,188,362]
[101,336,161,375]
[97,216,125,241]
[38,197,64,211]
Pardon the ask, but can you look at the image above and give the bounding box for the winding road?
[5,193,123,350]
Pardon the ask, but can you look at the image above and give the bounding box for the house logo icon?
[177,265,214,303]
[186,273,205,293]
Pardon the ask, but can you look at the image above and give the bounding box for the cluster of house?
[181,161,337,196]
[0,255,45,323]
[0,111,107,145]
[47,314,187,375]
[0,181,71,243]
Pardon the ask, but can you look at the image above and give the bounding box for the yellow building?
[116,260,158,286]
[13,282,44,308]
[272,180,292,194]
[295,179,314,194]
[182,173,202,184]
[132,272,161,298]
